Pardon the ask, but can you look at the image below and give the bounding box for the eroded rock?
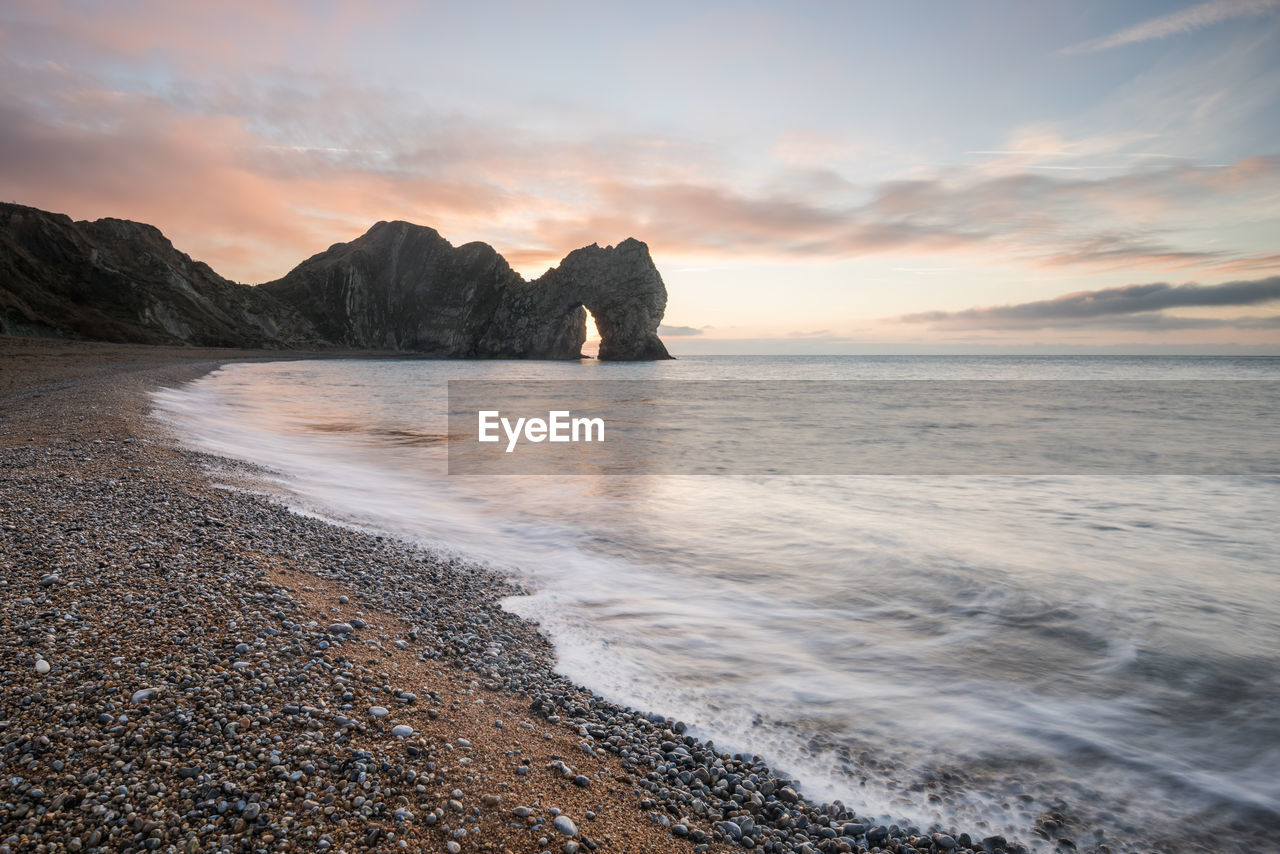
[1,204,673,360]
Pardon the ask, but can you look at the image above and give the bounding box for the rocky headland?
[0,204,671,361]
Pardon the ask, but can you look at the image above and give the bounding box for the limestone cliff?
[0,204,321,348]
[0,204,674,360]
[257,221,523,355]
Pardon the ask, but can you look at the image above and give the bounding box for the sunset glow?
[2,0,1278,352]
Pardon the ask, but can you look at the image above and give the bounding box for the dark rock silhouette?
[0,204,319,348]
[498,238,671,361]
[0,203,673,360]
[257,220,523,355]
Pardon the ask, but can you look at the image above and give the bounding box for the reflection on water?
[153,355,1280,852]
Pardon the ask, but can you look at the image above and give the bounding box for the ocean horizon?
[153,354,1280,853]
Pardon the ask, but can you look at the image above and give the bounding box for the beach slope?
[0,338,710,853]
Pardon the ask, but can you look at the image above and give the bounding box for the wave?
[153,357,1280,851]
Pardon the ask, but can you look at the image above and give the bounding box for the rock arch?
[534,238,672,360]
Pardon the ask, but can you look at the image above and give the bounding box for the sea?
[152,355,1280,853]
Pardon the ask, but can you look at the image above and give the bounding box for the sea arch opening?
[581,305,602,358]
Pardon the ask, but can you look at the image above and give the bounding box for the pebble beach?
[0,338,1024,854]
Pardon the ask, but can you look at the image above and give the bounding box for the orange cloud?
[0,77,530,281]
[1,40,1276,286]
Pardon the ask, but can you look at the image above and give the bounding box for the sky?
[1,0,1278,354]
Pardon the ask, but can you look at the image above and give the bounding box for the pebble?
[34,659,50,675]
[0,367,1042,854]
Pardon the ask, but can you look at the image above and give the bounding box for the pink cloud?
[0,74,533,281]
[0,33,1275,286]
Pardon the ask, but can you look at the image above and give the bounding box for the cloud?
[522,156,1279,275]
[0,21,1276,285]
[0,82,528,282]
[1063,0,1280,54]
[966,127,1174,172]
[5,61,1275,284]
[1233,314,1280,328]
[657,324,703,336]
[1203,253,1280,274]
[900,275,1280,330]
[1034,234,1219,270]
[970,312,1280,331]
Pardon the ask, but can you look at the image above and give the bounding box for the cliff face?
[262,221,671,360]
[0,204,321,348]
[257,221,526,356]
[0,204,673,360]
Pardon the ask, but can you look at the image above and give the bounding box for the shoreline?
[2,338,1018,854]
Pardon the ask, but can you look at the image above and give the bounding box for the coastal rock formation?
[0,204,321,348]
[479,238,671,360]
[0,203,673,360]
[562,239,670,361]
[261,221,671,360]
[257,221,524,355]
